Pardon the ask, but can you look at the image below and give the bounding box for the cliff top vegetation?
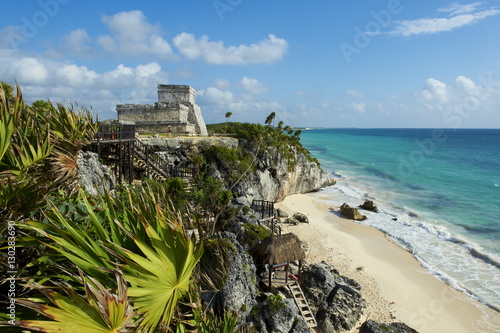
[206,121,319,167]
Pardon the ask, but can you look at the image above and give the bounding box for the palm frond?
[16,270,135,333]
[111,215,203,332]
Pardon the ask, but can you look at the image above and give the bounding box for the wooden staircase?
[288,281,317,330]
[133,155,168,181]
[133,139,196,182]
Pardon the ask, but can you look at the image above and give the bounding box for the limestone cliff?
[140,135,334,202]
[140,128,334,202]
[230,145,333,202]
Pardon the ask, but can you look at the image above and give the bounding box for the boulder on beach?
[293,212,309,223]
[340,203,367,221]
[359,200,378,212]
[360,320,418,333]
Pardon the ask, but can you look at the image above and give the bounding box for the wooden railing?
[95,124,136,141]
[133,139,170,179]
[91,124,198,182]
[251,200,275,219]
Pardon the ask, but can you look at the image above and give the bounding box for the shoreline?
[276,193,500,333]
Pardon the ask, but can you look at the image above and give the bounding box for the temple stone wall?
[116,85,208,136]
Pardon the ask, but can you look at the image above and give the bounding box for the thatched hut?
[253,233,306,290]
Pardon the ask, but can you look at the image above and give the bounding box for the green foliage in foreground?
[17,186,204,332]
[0,82,96,222]
[0,82,237,332]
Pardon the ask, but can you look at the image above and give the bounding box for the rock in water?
[359,200,378,212]
[340,203,367,221]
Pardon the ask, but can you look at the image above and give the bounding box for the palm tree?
[277,121,284,129]
[224,112,232,133]
[265,112,276,127]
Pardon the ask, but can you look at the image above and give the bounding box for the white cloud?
[214,78,231,90]
[240,76,269,94]
[0,26,23,48]
[346,90,363,98]
[0,50,169,119]
[198,87,234,105]
[61,29,93,56]
[55,64,98,87]
[455,75,479,95]
[414,75,499,114]
[348,102,366,114]
[172,33,288,65]
[98,10,172,57]
[438,2,484,16]
[390,3,500,36]
[11,57,49,84]
[416,78,449,103]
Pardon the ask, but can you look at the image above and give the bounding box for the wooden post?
[298,260,302,286]
[128,141,133,183]
[268,267,272,292]
[285,263,289,285]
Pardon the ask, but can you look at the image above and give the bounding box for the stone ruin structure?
[116,85,208,136]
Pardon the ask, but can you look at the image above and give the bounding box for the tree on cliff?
[224,111,232,133]
[265,112,276,127]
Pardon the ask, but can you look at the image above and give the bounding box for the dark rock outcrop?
[340,203,367,221]
[261,297,298,333]
[360,320,419,333]
[359,200,378,212]
[293,212,309,223]
[301,262,366,332]
[202,232,257,325]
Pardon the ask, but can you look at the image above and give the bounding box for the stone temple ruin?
[116,85,208,136]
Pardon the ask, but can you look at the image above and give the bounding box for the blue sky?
[1,0,500,128]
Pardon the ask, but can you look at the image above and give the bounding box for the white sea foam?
[314,180,500,310]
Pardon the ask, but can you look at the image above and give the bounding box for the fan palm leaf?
[111,215,203,332]
[15,270,135,333]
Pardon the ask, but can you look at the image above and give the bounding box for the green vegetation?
[0,82,96,222]
[242,223,272,247]
[267,294,286,313]
[0,83,238,332]
[206,121,320,171]
[204,145,256,184]
[1,84,319,332]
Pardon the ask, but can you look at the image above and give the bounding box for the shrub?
[267,294,286,313]
[243,223,272,247]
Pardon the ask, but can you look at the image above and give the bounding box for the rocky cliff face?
[76,151,116,196]
[232,145,334,202]
[142,136,334,202]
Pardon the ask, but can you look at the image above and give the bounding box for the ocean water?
[300,128,500,311]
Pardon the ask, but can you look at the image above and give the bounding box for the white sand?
[276,193,500,333]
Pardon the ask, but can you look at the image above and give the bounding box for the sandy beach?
[276,193,500,333]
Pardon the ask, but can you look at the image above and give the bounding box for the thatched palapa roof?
[254,233,305,265]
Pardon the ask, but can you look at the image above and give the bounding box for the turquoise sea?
[300,128,500,311]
